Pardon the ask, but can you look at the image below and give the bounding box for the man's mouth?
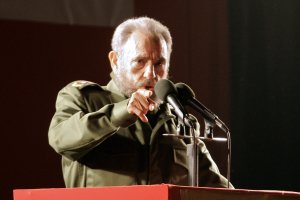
[144,85,154,91]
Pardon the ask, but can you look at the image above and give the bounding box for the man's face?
[113,31,169,97]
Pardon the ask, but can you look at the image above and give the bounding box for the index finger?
[137,89,153,98]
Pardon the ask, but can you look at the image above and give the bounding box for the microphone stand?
[164,114,231,188]
[200,119,232,188]
[175,114,200,187]
[201,119,227,142]
[185,115,199,187]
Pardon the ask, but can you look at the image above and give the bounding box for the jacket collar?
[106,73,128,102]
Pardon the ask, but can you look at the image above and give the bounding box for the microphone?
[154,79,192,127]
[175,82,229,133]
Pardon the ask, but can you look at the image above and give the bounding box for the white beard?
[113,69,161,105]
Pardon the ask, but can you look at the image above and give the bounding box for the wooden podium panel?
[13,184,300,200]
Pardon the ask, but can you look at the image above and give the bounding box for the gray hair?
[111,17,172,57]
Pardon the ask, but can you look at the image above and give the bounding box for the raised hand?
[127,89,157,122]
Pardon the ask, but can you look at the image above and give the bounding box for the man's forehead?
[127,31,166,47]
[124,33,168,57]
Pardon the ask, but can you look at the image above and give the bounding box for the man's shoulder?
[70,80,104,90]
[58,80,124,103]
[59,80,108,98]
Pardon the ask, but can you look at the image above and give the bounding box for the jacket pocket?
[168,147,188,185]
[173,147,188,170]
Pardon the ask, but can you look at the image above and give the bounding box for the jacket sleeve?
[48,83,137,161]
[197,139,234,188]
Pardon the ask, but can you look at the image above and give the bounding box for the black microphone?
[154,79,192,127]
[175,82,229,133]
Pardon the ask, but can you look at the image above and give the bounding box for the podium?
[13,184,300,200]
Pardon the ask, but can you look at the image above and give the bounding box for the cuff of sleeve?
[111,99,137,127]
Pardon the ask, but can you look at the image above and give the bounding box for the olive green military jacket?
[48,80,231,188]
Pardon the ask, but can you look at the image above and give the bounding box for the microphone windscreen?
[154,79,177,101]
[175,82,195,103]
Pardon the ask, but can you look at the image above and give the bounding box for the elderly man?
[48,17,232,188]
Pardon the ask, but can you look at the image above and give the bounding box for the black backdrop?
[229,0,300,191]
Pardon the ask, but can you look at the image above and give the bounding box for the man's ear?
[108,51,118,72]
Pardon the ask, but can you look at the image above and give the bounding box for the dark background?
[0,1,299,200]
[229,0,300,190]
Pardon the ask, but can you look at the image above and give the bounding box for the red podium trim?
[13,184,300,200]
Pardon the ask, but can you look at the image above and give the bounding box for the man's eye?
[135,59,144,64]
[155,62,161,66]
[154,61,164,67]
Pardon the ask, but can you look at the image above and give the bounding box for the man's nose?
[143,62,156,79]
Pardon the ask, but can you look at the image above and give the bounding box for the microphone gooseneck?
[175,82,229,133]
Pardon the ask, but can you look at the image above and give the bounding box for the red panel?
[14,184,169,200]
[14,184,300,200]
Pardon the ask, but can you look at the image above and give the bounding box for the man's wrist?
[111,99,137,127]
